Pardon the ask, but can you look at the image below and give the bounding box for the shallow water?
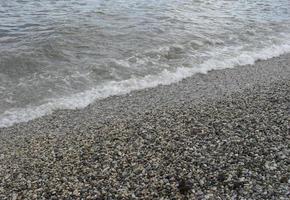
[1,0,290,127]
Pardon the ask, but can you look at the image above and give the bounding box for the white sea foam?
[1,43,290,128]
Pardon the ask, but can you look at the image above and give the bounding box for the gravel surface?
[0,54,290,199]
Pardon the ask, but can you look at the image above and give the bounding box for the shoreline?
[1,53,290,134]
[0,54,290,199]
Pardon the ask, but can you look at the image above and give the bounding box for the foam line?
[1,43,290,128]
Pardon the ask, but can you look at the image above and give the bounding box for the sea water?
[0,0,290,127]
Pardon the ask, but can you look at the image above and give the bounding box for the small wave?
[1,43,290,128]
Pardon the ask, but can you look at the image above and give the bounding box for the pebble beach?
[0,54,290,199]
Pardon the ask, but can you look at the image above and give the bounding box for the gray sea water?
[1,0,290,127]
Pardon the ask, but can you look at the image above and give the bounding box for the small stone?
[205,193,214,199]
[73,189,80,196]
[231,181,244,190]
[12,193,18,200]
[280,175,289,183]
[191,127,204,135]
[217,173,227,182]
[178,179,193,195]
[265,161,277,170]
[27,180,32,189]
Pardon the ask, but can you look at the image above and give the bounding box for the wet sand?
[0,54,290,199]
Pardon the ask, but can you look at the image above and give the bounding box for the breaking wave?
[1,42,290,127]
